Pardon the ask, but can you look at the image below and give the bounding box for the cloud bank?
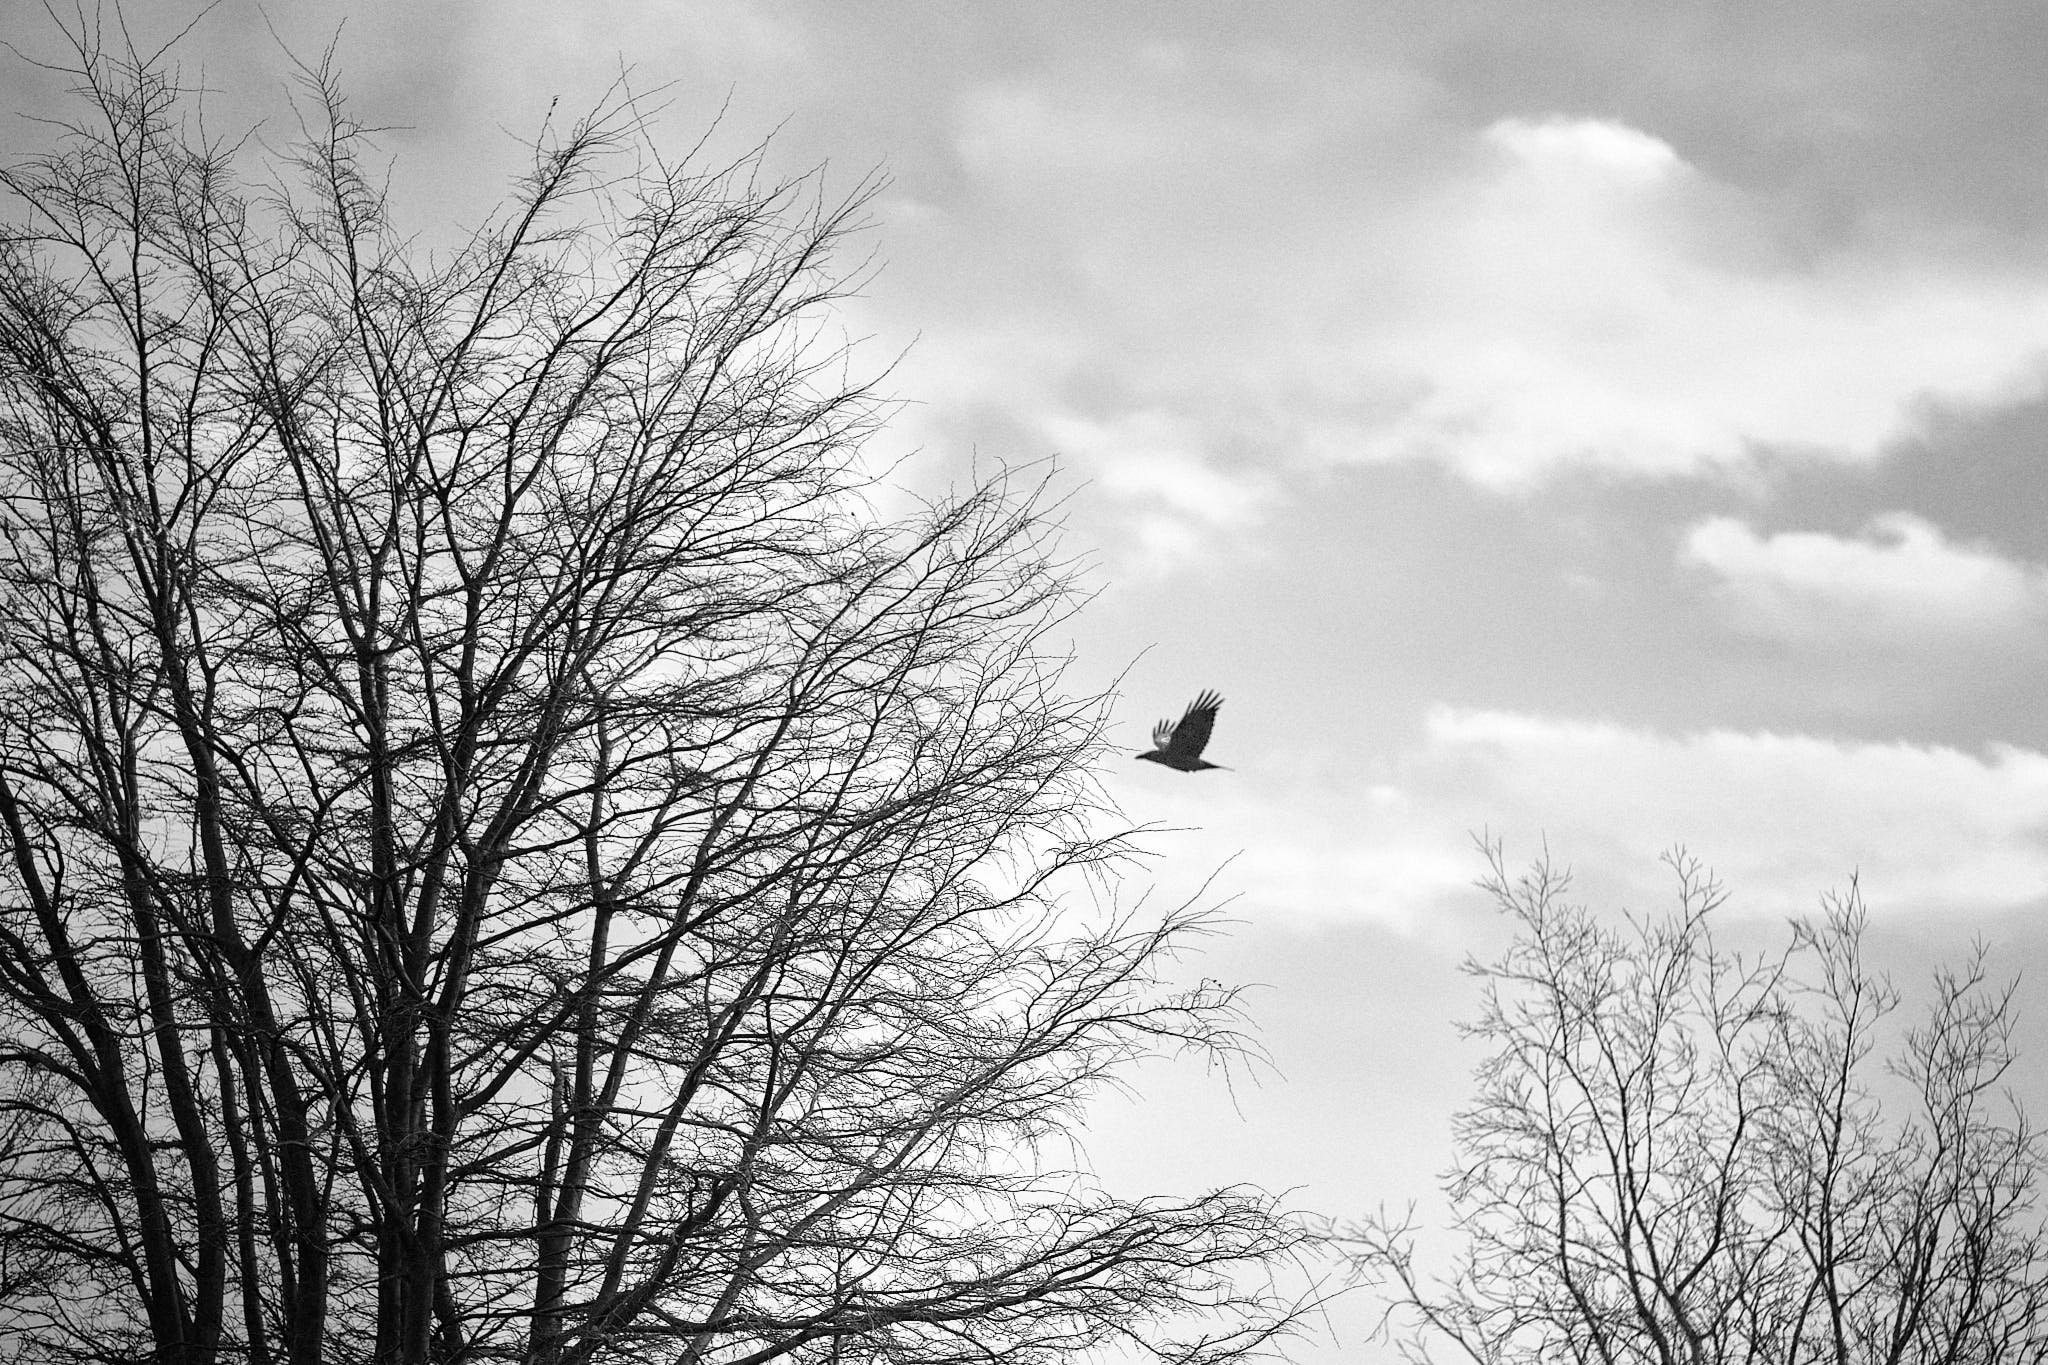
[1352,116,2048,485]
[902,87,2048,555]
[1683,514,2048,641]
[1144,709,2048,931]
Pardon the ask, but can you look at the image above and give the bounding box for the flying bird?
[1136,690,1228,772]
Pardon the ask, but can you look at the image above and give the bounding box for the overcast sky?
[9,3,2048,1358]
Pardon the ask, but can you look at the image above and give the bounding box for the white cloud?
[1683,513,2048,640]
[1418,710,2048,918]
[1352,117,2048,486]
[1124,778,1478,941]
[1070,420,1269,525]
[1038,412,1276,576]
[899,87,2048,509]
[1133,709,2048,933]
[1483,115,1682,181]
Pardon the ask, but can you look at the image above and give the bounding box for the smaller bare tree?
[1347,843,2048,1365]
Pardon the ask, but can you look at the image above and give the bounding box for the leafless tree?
[0,19,1309,1365]
[1347,843,2048,1365]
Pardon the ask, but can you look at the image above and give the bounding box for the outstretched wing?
[1152,716,1177,749]
[1164,690,1223,760]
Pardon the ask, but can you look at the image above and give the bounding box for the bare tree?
[1347,843,2048,1365]
[0,19,1308,1365]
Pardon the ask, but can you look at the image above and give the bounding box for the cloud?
[1421,710,2048,920]
[1484,114,1682,182]
[1136,709,2048,933]
[1353,116,2048,486]
[888,83,2048,518]
[1124,778,1479,941]
[1044,413,1277,577]
[1683,513,2048,641]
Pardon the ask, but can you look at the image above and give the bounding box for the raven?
[1137,690,1227,772]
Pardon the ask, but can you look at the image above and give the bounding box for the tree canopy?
[0,21,1307,1365]
[1349,845,2048,1365]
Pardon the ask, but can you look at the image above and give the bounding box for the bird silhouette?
[1136,690,1227,772]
